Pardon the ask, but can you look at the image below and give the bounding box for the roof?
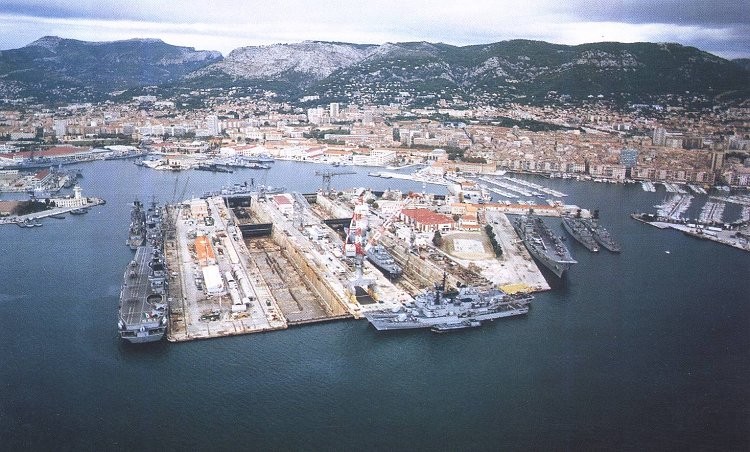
[273,194,292,205]
[401,208,454,225]
[194,236,215,263]
[16,146,90,159]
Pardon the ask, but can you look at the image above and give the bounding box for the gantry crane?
[315,169,356,193]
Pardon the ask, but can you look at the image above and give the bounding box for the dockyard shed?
[202,265,224,294]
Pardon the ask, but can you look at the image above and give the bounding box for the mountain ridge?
[0,36,747,105]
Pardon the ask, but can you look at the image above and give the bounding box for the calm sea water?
[1,161,748,450]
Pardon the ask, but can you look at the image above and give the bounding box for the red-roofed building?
[272,194,294,216]
[31,169,53,189]
[16,146,90,159]
[400,208,454,233]
[458,213,480,231]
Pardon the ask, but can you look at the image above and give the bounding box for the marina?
[656,194,693,221]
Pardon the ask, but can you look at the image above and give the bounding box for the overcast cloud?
[0,0,747,59]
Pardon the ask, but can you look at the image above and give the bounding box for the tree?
[432,230,443,247]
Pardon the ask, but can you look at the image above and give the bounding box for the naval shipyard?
[119,183,603,341]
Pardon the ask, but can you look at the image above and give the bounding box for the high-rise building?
[329,103,340,120]
[307,107,325,124]
[652,127,667,146]
[363,110,374,125]
[53,119,67,138]
[206,115,221,136]
[711,149,725,171]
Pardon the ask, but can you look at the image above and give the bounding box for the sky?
[0,0,748,59]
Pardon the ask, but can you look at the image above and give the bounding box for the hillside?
[0,37,747,106]
[0,36,222,102]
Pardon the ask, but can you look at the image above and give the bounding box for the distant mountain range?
[0,36,747,106]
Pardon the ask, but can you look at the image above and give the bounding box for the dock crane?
[315,169,356,193]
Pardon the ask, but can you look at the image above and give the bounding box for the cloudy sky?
[0,0,748,59]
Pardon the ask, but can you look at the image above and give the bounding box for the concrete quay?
[0,198,106,226]
[166,196,287,342]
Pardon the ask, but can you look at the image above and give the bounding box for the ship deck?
[120,245,156,326]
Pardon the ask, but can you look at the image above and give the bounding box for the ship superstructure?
[582,210,621,253]
[127,200,146,250]
[365,245,402,279]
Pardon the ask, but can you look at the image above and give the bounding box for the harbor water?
[1,160,748,450]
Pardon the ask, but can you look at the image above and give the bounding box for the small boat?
[69,208,89,215]
[431,320,483,333]
[49,214,66,219]
[16,219,42,228]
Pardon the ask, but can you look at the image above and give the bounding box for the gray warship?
[365,245,402,279]
[126,200,146,250]
[583,210,621,253]
[364,279,532,332]
[118,202,168,343]
[512,213,577,278]
[561,211,599,252]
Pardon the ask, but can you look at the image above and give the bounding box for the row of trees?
[484,225,503,257]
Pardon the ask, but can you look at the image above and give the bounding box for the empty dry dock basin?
[167,195,352,342]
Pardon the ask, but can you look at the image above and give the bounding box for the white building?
[52,186,87,208]
[307,107,325,124]
[206,115,221,136]
[272,194,295,216]
[53,119,67,138]
[351,149,397,166]
[329,103,340,120]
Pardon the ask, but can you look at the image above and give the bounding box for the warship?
[118,202,168,343]
[561,210,599,252]
[512,213,577,278]
[365,245,402,279]
[201,181,285,199]
[364,278,532,331]
[583,210,622,253]
[126,200,146,250]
